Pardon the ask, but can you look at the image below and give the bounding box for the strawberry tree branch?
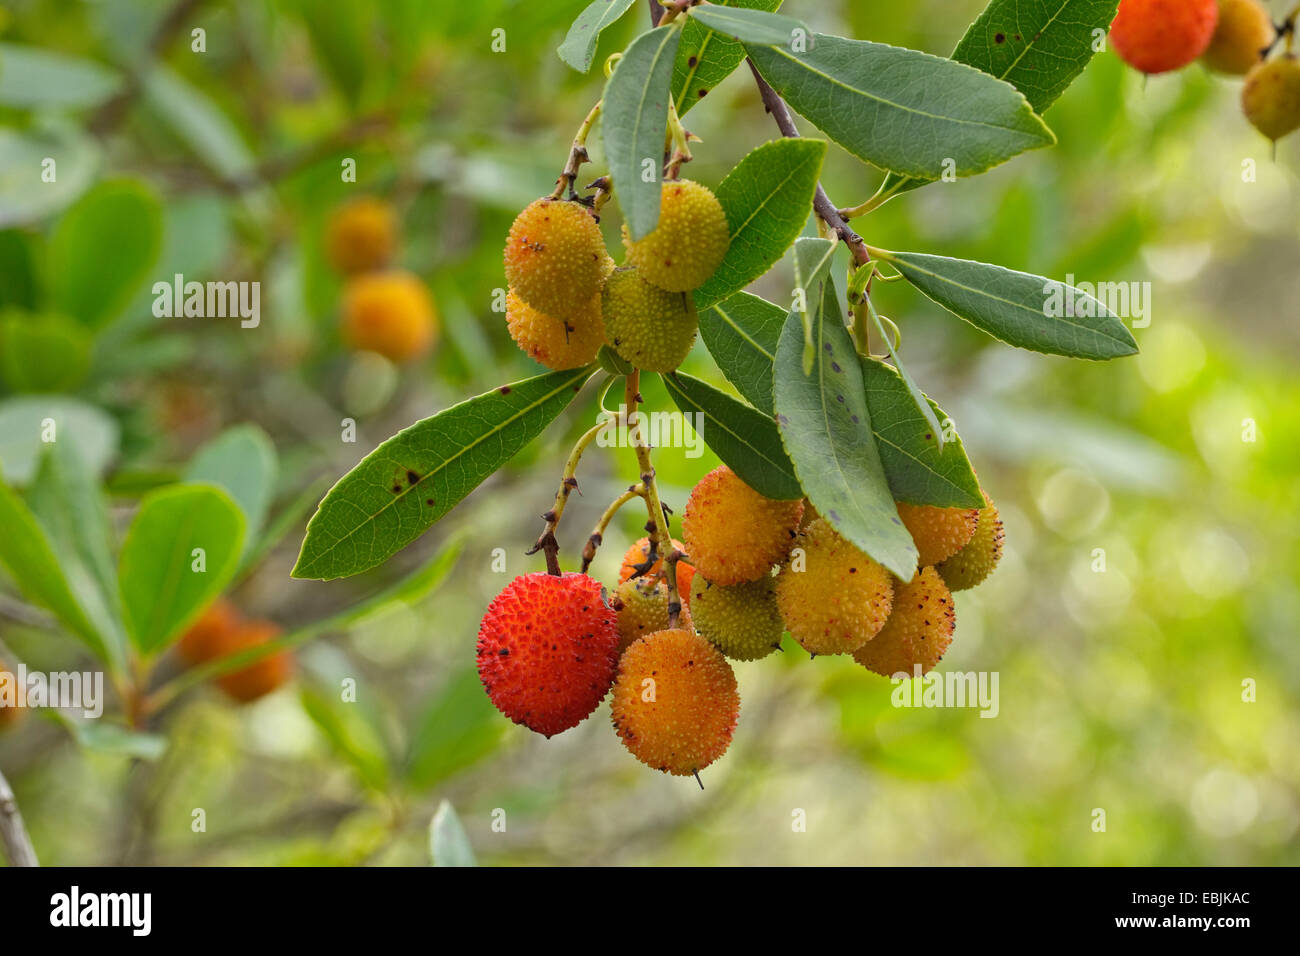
[0,767,39,867]
[581,483,647,572]
[528,421,607,575]
[623,372,684,626]
[746,60,871,266]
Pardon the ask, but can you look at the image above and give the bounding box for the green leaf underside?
[698,291,786,413]
[662,371,801,500]
[184,424,279,549]
[773,280,917,578]
[688,5,807,47]
[864,296,946,452]
[878,249,1138,359]
[29,441,126,665]
[880,0,1118,197]
[557,0,638,73]
[0,475,105,657]
[293,366,594,581]
[792,236,836,371]
[693,137,825,310]
[746,35,1054,180]
[672,0,783,116]
[861,358,984,509]
[407,664,505,789]
[603,25,681,240]
[431,800,478,867]
[0,43,123,109]
[119,483,245,656]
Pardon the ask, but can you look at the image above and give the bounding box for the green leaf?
[878,0,1118,199]
[141,67,257,183]
[688,4,806,46]
[118,484,246,657]
[773,280,916,579]
[58,716,168,761]
[0,43,123,109]
[295,0,368,106]
[863,294,945,451]
[792,236,836,372]
[662,371,801,500]
[746,34,1054,181]
[0,229,42,309]
[873,248,1139,360]
[557,0,638,73]
[300,686,390,792]
[603,24,681,240]
[861,358,984,509]
[406,665,506,789]
[597,343,635,376]
[28,440,127,666]
[0,122,101,228]
[0,471,107,658]
[430,800,477,867]
[673,0,782,115]
[0,395,119,485]
[693,137,825,309]
[184,425,279,551]
[49,180,162,329]
[0,310,92,393]
[293,367,594,581]
[698,291,785,413]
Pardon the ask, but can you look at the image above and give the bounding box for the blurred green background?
[0,0,1297,865]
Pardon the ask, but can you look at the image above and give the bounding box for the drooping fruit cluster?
[612,576,691,656]
[1110,0,1299,144]
[682,465,803,586]
[177,599,294,703]
[853,567,956,678]
[476,572,620,737]
[500,180,728,373]
[327,196,440,363]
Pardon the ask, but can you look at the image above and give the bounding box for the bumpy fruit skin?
[896,502,978,568]
[936,491,1004,591]
[177,599,243,666]
[613,577,690,656]
[325,196,397,274]
[476,572,619,737]
[682,465,803,586]
[214,621,294,703]
[601,267,698,372]
[503,198,607,317]
[1203,0,1273,75]
[853,567,955,678]
[610,628,739,776]
[0,659,24,732]
[1242,55,1300,141]
[622,180,729,292]
[341,271,438,362]
[1110,0,1218,74]
[776,518,894,655]
[690,575,783,661]
[618,536,695,607]
[505,289,605,370]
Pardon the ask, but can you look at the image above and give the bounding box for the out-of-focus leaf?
[184,425,279,552]
[294,0,368,106]
[118,484,246,657]
[0,310,93,393]
[406,665,506,790]
[0,395,119,485]
[300,685,391,792]
[430,800,477,867]
[141,67,257,184]
[0,229,42,309]
[0,43,123,109]
[0,123,101,228]
[49,180,162,329]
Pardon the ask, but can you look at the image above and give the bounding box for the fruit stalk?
[581,483,647,572]
[623,371,683,625]
[552,99,604,200]
[529,420,607,575]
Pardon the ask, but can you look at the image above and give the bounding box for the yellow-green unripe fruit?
[1203,0,1273,75]
[503,198,608,317]
[1242,55,1300,142]
[690,574,783,661]
[622,180,729,292]
[775,519,893,656]
[853,567,955,678]
[935,491,1004,591]
[601,266,698,372]
[613,577,689,657]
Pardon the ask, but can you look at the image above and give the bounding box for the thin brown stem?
[580,484,647,573]
[0,767,39,867]
[623,373,683,624]
[528,422,606,576]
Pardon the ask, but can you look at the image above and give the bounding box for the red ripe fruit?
[1110,0,1218,75]
[476,572,619,737]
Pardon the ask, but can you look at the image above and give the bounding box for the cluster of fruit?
[501,180,728,372]
[327,197,440,363]
[176,600,293,703]
[476,465,1004,780]
[1111,0,1300,142]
